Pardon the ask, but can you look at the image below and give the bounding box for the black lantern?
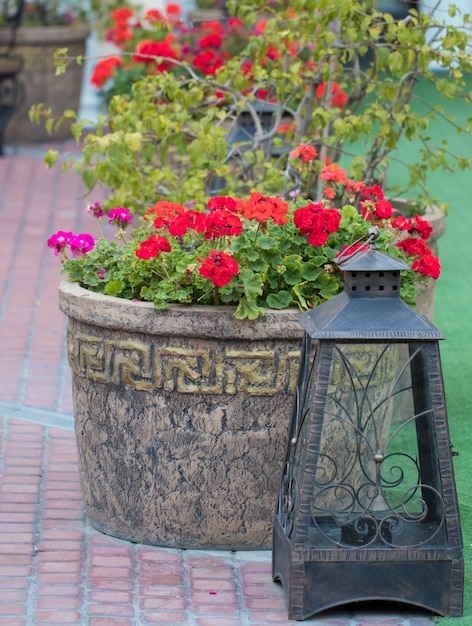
[210,103,287,196]
[273,229,464,620]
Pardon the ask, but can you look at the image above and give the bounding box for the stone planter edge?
[58,280,305,340]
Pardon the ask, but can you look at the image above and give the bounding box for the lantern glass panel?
[306,342,446,550]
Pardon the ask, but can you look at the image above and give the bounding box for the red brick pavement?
[0,145,437,625]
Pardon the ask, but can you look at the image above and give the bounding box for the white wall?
[138,0,196,19]
[420,0,472,25]
[420,0,472,54]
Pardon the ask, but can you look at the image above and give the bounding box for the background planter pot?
[59,281,304,550]
[394,202,446,322]
[0,25,89,143]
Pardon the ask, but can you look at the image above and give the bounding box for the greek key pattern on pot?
[67,330,300,395]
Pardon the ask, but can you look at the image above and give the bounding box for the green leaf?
[234,297,265,320]
[266,290,293,309]
[239,268,263,301]
[257,234,277,250]
[302,259,326,281]
[283,257,303,285]
[83,169,98,190]
[44,150,59,169]
[104,279,125,297]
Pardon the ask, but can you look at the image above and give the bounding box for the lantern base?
[272,518,464,620]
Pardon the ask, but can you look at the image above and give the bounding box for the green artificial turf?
[387,75,472,623]
[433,165,472,625]
[435,180,472,625]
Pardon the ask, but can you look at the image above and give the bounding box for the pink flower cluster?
[47,205,133,261]
[47,231,95,259]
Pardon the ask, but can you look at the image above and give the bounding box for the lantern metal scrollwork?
[273,229,464,620]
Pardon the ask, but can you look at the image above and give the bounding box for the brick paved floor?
[0,145,437,625]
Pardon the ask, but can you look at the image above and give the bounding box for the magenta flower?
[107,207,133,229]
[86,201,104,219]
[47,231,74,256]
[69,234,96,257]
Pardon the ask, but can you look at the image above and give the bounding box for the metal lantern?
[273,230,464,620]
[210,103,284,196]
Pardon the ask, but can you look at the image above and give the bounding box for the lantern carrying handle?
[335,226,379,266]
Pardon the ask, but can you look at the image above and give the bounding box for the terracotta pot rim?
[58,280,304,340]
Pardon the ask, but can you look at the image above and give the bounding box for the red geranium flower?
[198,33,223,48]
[136,234,172,259]
[166,3,181,16]
[132,39,178,71]
[396,237,430,256]
[360,197,393,222]
[199,250,239,287]
[331,89,348,109]
[204,209,244,240]
[192,49,224,75]
[168,210,207,236]
[344,180,366,194]
[239,192,288,225]
[108,24,133,46]
[392,215,413,231]
[89,56,123,88]
[412,254,441,279]
[293,203,342,246]
[145,201,186,228]
[315,81,348,109]
[361,184,384,201]
[207,196,238,212]
[201,20,223,33]
[111,7,133,22]
[108,7,134,45]
[411,215,433,240]
[144,9,165,22]
[324,187,337,199]
[374,199,393,220]
[289,144,318,163]
[319,163,348,184]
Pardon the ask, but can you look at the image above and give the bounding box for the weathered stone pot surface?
[59,281,304,550]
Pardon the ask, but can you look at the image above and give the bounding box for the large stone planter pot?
[59,280,303,550]
[1,25,89,143]
[58,207,443,552]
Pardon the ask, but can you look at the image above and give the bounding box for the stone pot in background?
[394,201,446,322]
[188,9,224,24]
[0,25,89,143]
[59,280,303,550]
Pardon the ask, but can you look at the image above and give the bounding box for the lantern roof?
[299,231,443,340]
[336,247,409,272]
[299,293,443,340]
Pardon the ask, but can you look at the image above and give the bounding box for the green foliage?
[39,0,459,318]
[51,194,427,320]
[32,0,472,216]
